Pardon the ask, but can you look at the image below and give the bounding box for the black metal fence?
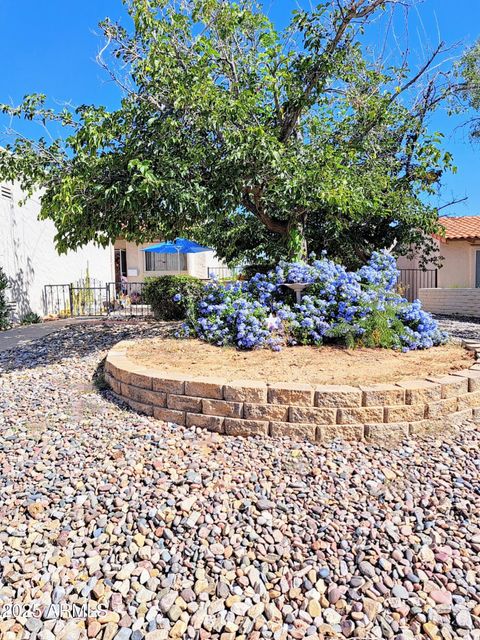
[397,269,438,302]
[107,282,151,317]
[44,269,439,317]
[43,282,152,318]
[43,284,72,318]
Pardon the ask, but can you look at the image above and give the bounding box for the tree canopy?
[0,0,464,266]
[459,40,480,140]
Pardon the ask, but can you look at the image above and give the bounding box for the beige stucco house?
[113,239,231,283]
[397,216,480,288]
[397,216,480,317]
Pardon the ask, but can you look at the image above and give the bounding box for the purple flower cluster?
[184,251,447,351]
[187,282,272,349]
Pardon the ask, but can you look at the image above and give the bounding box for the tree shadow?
[7,261,35,322]
[0,320,178,373]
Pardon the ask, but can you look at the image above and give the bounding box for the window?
[1,185,12,200]
[145,252,187,271]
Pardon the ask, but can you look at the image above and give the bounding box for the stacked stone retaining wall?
[104,341,480,443]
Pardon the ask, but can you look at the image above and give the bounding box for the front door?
[476,251,480,288]
[114,249,127,293]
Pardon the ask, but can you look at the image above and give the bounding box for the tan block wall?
[419,288,480,318]
[104,341,480,446]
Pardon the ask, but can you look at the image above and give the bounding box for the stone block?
[337,406,383,424]
[186,413,224,433]
[426,397,458,419]
[202,399,243,418]
[315,385,362,408]
[125,398,153,416]
[224,418,268,437]
[105,373,121,395]
[223,380,268,403]
[457,390,480,410]
[104,357,116,376]
[151,376,185,394]
[185,378,224,400]
[270,422,316,441]
[153,407,185,425]
[289,406,336,425]
[448,408,473,426]
[121,383,166,407]
[320,424,365,441]
[426,375,468,399]
[452,369,480,392]
[364,422,409,445]
[113,362,153,389]
[384,404,425,423]
[244,403,288,421]
[361,384,404,406]
[409,419,444,436]
[395,379,441,404]
[167,394,202,412]
[267,383,314,406]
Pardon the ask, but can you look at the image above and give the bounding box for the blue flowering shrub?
[180,252,447,351]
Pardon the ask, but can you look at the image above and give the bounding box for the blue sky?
[1,0,479,215]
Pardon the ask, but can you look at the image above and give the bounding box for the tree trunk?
[286,219,308,261]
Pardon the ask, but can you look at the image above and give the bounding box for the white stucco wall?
[0,182,114,320]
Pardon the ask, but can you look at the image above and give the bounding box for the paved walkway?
[0,318,99,353]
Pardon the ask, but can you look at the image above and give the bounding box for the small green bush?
[21,311,42,325]
[143,275,206,321]
[0,266,10,330]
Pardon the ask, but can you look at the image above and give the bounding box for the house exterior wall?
[115,240,228,282]
[0,182,114,320]
[397,238,479,288]
[419,288,480,317]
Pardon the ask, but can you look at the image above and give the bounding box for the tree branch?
[279,0,403,143]
[242,187,288,235]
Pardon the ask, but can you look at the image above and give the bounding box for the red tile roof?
[438,216,480,240]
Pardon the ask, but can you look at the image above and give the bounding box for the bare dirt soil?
[128,338,473,385]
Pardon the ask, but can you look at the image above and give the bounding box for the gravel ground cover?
[435,316,480,343]
[0,321,479,640]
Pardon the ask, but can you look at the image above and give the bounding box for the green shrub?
[21,311,42,325]
[143,275,206,321]
[0,266,9,330]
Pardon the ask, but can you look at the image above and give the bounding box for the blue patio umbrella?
[143,237,212,272]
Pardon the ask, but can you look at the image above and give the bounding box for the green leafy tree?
[0,0,460,266]
[458,40,480,139]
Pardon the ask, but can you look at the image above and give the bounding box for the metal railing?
[397,269,438,302]
[43,282,153,318]
[106,282,151,318]
[43,284,72,318]
[207,266,240,280]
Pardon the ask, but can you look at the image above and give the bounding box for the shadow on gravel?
[0,320,179,373]
[92,357,132,412]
